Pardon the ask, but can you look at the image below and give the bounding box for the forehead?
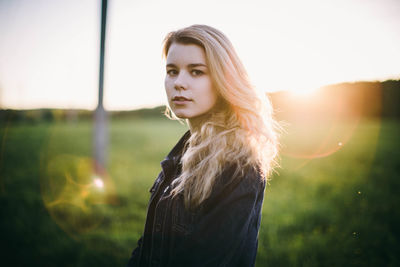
[166,43,207,65]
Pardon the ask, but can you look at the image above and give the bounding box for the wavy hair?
[163,25,279,208]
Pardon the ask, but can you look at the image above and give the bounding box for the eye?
[167,69,178,76]
[191,69,204,76]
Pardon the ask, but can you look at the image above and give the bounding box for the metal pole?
[98,0,107,108]
[94,0,108,175]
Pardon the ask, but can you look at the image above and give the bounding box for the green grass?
[0,118,399,266]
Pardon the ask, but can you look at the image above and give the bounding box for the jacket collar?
[161,130,191,175]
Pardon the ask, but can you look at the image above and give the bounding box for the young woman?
[127,24,279,267]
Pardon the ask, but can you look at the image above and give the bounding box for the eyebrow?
[166,63,208,68]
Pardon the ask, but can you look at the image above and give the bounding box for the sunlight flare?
[93,177,104,189]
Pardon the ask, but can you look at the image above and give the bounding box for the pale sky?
[0,0,399,110]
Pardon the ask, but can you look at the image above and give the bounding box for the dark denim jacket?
[127,131,266,267]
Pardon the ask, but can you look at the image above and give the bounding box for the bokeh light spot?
[93,177,104,189]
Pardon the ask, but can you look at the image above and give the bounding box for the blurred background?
[0,0,399,266]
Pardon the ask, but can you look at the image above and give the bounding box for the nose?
[174,72,188,91]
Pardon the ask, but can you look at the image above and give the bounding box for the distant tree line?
[0,80,399,125]
[381,80,400,118]
[0,106,167,125]
[0,108,92,125]
[269,79,400,120]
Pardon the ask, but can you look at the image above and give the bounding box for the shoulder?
[220,163,265,191]
[205,163,266,205]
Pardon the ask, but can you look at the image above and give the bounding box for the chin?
[171,108,192,118]
[172,111,190,119]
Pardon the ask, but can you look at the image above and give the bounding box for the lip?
[172,96,192,104]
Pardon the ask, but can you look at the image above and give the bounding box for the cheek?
[164,79,173,96]
[196,86,218,111]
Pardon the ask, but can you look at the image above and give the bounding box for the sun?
[287,86,320,97]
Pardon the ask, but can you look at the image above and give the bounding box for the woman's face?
[165,43,218,123]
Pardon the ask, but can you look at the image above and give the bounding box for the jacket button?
[155,223,161,232]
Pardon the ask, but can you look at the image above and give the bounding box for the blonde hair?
[163,25,279,208]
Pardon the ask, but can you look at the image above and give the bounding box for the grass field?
[0,117,399,266]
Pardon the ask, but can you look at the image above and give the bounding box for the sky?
[0,0,399,110]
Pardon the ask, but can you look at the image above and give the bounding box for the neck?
[188,111,213,133]
[188,117,201,133]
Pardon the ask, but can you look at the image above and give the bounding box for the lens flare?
[41,154,117,236]
[276,83,381,170]
[93,177,104,189]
